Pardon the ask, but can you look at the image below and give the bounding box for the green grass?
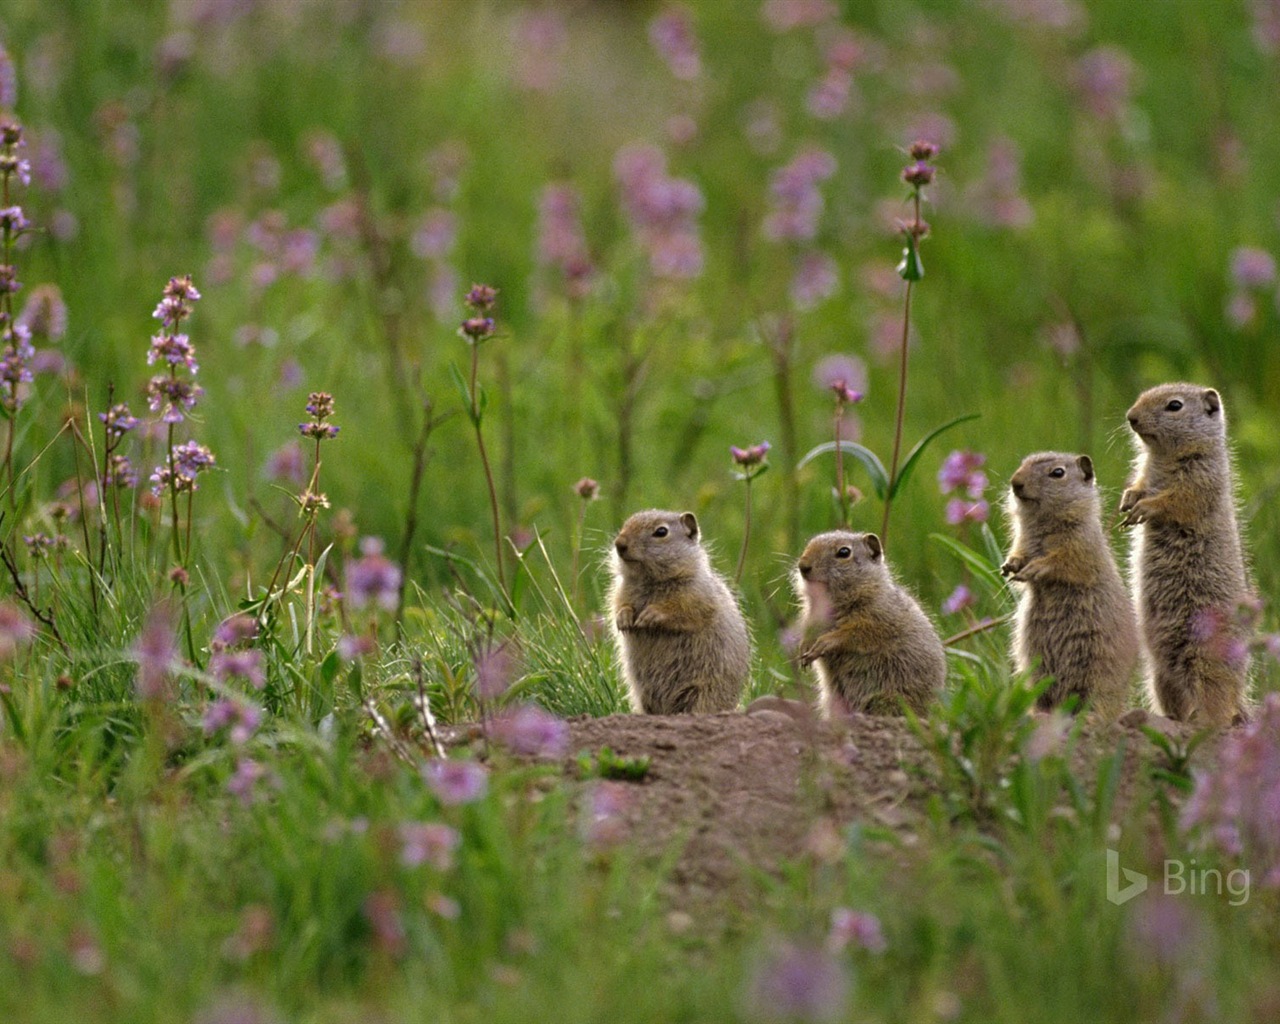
[0,0,1278,1019]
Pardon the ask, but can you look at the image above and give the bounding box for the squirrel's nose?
[1127,414,1139,430]
[1012,480,1025,499]
[615,539,628,556]
[798,563,811,578]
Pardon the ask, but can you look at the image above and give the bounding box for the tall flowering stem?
[571,476,599,613]
[262,393,337,633]
[0,117,32,511]
[146,275,209,568]
[881,141,938,549]
[731,443,770,587]
[458,284,507,595]
[829,378,862,526]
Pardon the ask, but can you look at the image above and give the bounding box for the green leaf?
[929,532,1008,599]
[897,233,924,281]
[797,441,889,500]
[888,413,981,499]
[448,362,479,425]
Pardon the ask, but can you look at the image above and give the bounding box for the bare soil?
[547,704,1206,906]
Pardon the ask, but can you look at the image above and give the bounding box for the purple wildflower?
[764,148,837,242]
[147,333,199,373]
[474,644,517,701]
[346,537,402,612]
[0,206,28,234]
[827,908,887,954]
[813,355,867,399]
[265,442,305,484]
[613,143,705,281]
[212,614,259,651]
[581,780,634,847]
[99,403,139,439]
[363,890,407,956]
[424,758,488,806]
[399,822,461,870]
[134,604,179,701]
[790,251,840,309]
[0,602,35,660]
[227,758,267,805]
[410,208,457,260]
[762,0,838,32]
[941,584,975,616]
[203,698,262,745]
[0,45,14,109]
[1230,246,1276,290]
[464,283,498,311]
[104,454,138,489]
[145,374,203,423]
[648,6,702,80]
[1073,45,1136,120]
[730,441,772,468]
[536,183,595,300]
[945,497,990,525]
[574,477,600,500]
[511,9,569,93]
[459,316,495,341]
[490,705,570,759]
[152,274,201,328]
[212,649,266,690]
[938,450,988,497]
[744,940,852,1023]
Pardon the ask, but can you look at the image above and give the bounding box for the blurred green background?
[3,0,1279,633]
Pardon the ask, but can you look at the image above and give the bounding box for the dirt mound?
[566,707,932,905]
[554,705,1205,906]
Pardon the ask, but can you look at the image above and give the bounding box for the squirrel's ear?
[679,512,699,539]
[1202,388,1221,415]
[1076,454,1094,481]
[864,534,883,561]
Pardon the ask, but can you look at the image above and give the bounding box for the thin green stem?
[734,476,753,588]
[834,398,848,527]
[469,342,507,595]
[881,190,923,549]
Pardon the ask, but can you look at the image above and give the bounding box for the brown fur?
[794,531,945,717]
[1120,383,1252,726]
[609,509,751,714]
[1000,452,1139,720]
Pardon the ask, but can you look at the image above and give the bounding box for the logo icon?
[1107,849,1148,905]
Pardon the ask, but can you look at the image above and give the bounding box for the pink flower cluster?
[763,148,837,243]
[613,144,705,280]
[648,6,701,80]
[938,449,989,525]
[535,183,594,301]
[1224,245,1278,329]
[1182,692,1280,888]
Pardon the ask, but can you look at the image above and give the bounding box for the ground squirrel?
[1120,383,1251,726]
[609,509,751,714]
[1000,452,1139,719]
[794,531,946,717]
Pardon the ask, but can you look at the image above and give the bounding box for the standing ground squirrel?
[1000,452,1139,720]
[1120,383,1252,726]
[794,531,946,717]
[609,509,751,714]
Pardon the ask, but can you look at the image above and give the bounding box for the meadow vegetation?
[0,1,1279,1020]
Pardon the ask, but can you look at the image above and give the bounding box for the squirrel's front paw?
[1118,499,1153,529]
[615,605,636,631]
[633,606,669,630]
[800,641,832,667]
[1000,556,1025,578]
[1118,487,1145,514]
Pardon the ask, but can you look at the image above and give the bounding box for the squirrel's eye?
[836,546,852,558]
[1050,467,1066,478]
[1165,399,1184,411]
[653,526,669,538]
